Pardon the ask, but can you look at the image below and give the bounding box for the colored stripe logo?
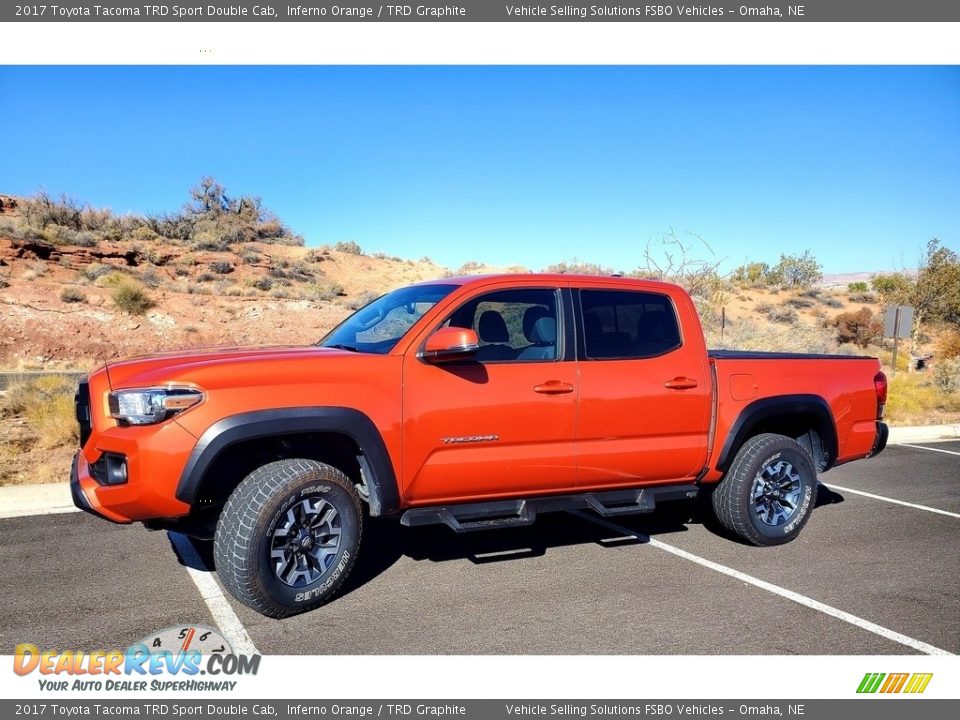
[857,672,933,694]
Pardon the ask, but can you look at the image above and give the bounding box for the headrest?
[478,311,509,343]
[530,316,556,345]
[522,306,550,341]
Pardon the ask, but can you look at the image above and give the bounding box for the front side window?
[445,288,559,362]
[580,289,682,359]
[318,284,457,354]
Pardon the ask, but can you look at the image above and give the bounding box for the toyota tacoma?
[71,274,889,617]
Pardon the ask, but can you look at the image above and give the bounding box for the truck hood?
[104,345,352,389]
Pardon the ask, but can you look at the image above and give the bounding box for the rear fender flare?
[716,394,838,473]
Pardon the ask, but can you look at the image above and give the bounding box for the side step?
[400,484,698,533]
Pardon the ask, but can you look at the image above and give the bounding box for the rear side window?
[579,289,682,359]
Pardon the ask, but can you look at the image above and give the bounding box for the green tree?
[771,250,822,288]
[730,261,772,286]
[914,239,960,326]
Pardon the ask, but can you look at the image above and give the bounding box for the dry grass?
[0,375,79,485]
[2,375,78,449]
[886,372,960,425]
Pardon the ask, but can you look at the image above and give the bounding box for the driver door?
[400,286,578,504]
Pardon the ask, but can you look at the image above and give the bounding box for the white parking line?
[900,443,960,457]
[824,483,960,519]
[168,532,259,656]
[570,511,953,656]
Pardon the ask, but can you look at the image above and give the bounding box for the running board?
[400,484,698,533]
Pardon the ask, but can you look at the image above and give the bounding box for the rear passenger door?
[574,287,711,487]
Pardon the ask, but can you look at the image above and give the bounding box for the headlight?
[108,388,204,425]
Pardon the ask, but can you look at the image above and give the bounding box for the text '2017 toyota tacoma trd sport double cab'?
[71,274,888,617]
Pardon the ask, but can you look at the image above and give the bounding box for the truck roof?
[412,273,681,290]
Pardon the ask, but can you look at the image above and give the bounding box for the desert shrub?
[932,358,960,394]
[20,191,84,230]
[831,308,883,348]
[3,375,79,448]
[799,288,823,299]
[289,261,313,278]
[270,288,292,299]
[784,296,815,309]
[938,330,960,360]
[209,260,234,275]
[419,255,432,263]
[310,283,345,302]
[303,249,326,263]
[766,306,799,324]
[72,231,99,247]
[335,240,363,255]
[196,272,216,283]
[96,271,132,288]
[174,266,191,277]
[457,260,485,274]
[131,226,159,243]
[730,261,773,286]
[59,287,86,303]
[545,260,614,276]
[848,281,869,292]
[769,250,822,288]
[0,274,9,289]
[242,252,260,265]
[252,277,273,292]
[822,297,844,308]
[81,263,114,282]
[112,282,154,315]
[848,292,876,304]
[372,251,387,260]
[23,261,48,281]
[140,268,162,288]
[347,291,378,310]
[754,302,774,315]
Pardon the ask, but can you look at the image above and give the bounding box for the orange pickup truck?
[72,274,888,617]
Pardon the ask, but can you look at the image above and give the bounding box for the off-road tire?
[214,458,363,618]
[711,433,818,546]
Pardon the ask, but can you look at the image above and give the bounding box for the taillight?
[874,371,888,419]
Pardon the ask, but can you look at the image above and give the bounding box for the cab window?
[579,289,682,359]
[445,289,559,362]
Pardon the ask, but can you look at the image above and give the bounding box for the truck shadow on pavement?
[181,484,846,602]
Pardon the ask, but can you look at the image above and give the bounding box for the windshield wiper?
[324,343,361,352]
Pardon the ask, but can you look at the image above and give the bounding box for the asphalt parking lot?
[1,441,957,655]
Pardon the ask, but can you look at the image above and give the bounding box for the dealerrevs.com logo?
[13,626,260,692]
[857,672,933,694]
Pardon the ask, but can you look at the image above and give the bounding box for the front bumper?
[868,421,889,458]
[70,451,126,524]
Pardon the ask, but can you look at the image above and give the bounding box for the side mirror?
[420,327,480,363]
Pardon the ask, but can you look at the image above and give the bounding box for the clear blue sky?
[0,66,957,274]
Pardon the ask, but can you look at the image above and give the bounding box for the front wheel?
[710,433,818,546]
[214,459,363,618]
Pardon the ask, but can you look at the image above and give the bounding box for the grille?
[75,379,91,448]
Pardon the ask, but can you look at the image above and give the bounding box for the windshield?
[318,284,458,354]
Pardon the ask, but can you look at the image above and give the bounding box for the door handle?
[664,377,698,390]
[533,381,575,395]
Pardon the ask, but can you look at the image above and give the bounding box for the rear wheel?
[711,433,817,546]
[214,458,363,618]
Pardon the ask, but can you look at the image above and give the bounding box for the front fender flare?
[175,407,400,516]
